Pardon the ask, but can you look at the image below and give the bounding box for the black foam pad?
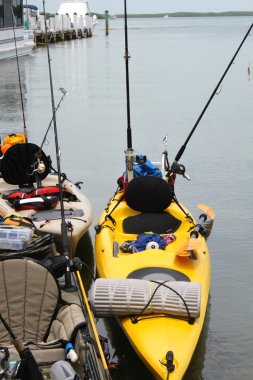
[1,143,49,186]
[125,176,173,213]
[123,211,181,234]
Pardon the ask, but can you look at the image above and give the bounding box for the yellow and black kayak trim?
[95,176,213,380]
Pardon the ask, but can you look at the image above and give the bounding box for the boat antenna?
[172,21,253,167]
[11,5,28,142]
[123,0,134,181]
[42,0,73,290]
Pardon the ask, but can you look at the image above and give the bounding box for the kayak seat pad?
[1,142,49,186]
[123,211,181,234]
[0,258,85,364]
[125,176,173,213]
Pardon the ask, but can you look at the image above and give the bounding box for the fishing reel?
[32,157,46,174]
[37,161,46,174]
[30,157,46,186]
[30,158,47,188]
[170,162,191,181]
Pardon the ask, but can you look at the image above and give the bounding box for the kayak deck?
[0,174,93,254]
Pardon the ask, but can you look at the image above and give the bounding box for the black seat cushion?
[1,143,49,186]
[125,176,173,213]
[123,211,181,234]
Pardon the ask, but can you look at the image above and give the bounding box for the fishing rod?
[40,87,67,149]
[123,0,134,181]
[11,5,28,142]
[172,21,253,167]
[42,0,73,290]
[41,7,111,378]
[124,0,132,150]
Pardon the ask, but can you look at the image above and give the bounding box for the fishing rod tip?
[59,87,68,96]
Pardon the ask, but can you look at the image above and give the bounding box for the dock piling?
[105,10,109,35]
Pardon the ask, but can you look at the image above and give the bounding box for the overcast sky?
[30,1,253,15]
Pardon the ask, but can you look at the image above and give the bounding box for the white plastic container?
[0,226,33,250]
[50,361,78,380]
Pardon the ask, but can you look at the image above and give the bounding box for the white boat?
[0,0,34,61]
[57,0,97,36]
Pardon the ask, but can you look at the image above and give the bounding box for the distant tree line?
[95,11,253,19]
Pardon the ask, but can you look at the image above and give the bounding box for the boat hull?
[0,27,34,61]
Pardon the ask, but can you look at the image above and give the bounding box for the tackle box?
[0,226,33,250]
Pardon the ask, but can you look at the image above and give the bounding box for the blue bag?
[133,154,162,178]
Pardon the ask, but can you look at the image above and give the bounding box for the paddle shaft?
[174,21,253,164]
[76,272,112,379]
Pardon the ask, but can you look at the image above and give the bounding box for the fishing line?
[10,4,28,142]
[173,21,253,166]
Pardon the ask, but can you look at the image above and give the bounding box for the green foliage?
[108,11,253,18]
[45,11,253,20]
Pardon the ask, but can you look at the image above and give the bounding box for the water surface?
[1,16,253,380]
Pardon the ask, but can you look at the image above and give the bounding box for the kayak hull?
[95,191,210,380]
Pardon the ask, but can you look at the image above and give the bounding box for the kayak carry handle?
[166,350,175,372]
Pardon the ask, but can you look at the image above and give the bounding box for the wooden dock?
[25,12,96,45]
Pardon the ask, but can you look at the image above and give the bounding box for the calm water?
[1,16,253,380]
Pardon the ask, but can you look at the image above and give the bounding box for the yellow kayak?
[95,171,213,380]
